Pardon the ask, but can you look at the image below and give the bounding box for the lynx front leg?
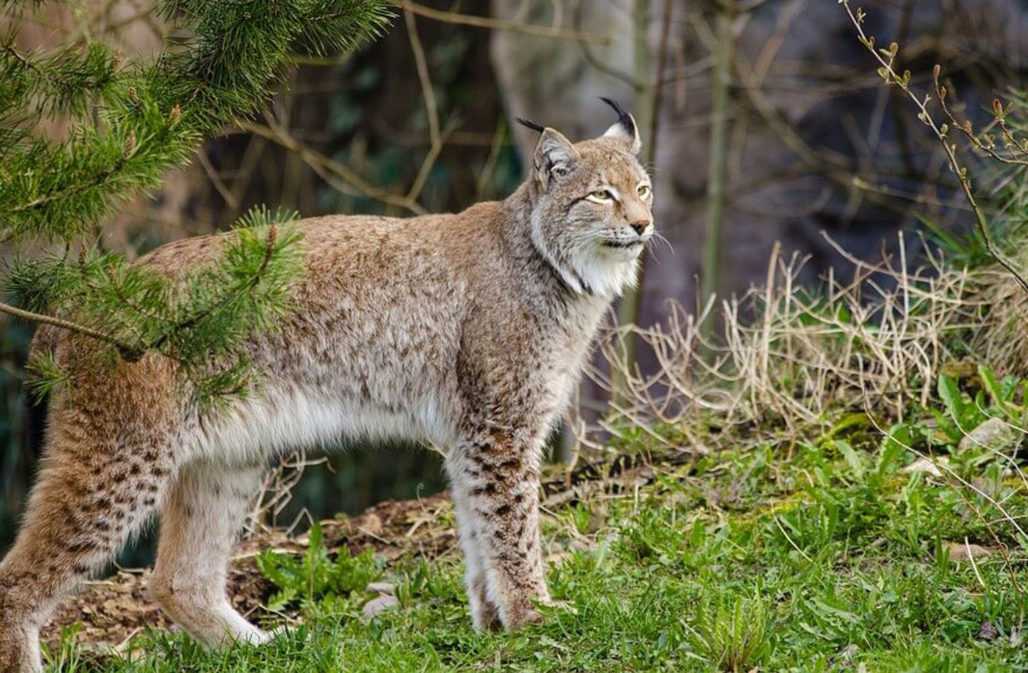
[448,431,549,631]
[448,482,501,631]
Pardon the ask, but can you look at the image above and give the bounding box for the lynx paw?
[502,605,545,631]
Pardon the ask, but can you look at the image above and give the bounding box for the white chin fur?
[570,246,641,298]
[531,214,642,298]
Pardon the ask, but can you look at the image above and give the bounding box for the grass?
[44,372,1028,671]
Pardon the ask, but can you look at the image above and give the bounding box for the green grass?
[45,374,1028,672]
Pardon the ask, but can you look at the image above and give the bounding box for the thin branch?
[395,1,611,44]
[239,121,426,214]
[841,0,1028,295]
[617,0,673,344]
[0,299,138,356]
[573,0,640,89]
[403,7,458,205]
[475,118,507,199]
[404,8,440,150]
[701,0,735,307]
[197,149,239,210]
[933,72,1028,167]
[406,119,455,203]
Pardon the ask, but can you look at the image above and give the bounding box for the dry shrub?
[970,249,1028,373]
[585,236,1028,453]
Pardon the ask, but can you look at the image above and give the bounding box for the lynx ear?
[533,127,579,185]
[600,97,641,155]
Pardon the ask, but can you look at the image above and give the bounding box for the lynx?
[0,100,653,672]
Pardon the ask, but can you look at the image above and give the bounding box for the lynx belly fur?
[0,102,653,672]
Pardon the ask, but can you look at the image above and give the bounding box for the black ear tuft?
[599,97,636,136]
[516,117,546,134]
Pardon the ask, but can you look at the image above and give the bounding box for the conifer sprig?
[0,0,392,404]
[1,0,391,241]
[0,41,119,119]
[6,206,305,403]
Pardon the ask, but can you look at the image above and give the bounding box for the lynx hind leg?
[0,422,176,673]
[151,460,271,648]
[447,432,549,631]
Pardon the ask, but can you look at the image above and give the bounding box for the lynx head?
[519,99,653,298]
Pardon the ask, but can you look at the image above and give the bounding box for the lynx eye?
[637,184,652,199]
[586,189,615,204]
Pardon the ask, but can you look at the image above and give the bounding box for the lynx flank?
[0,101,653,672]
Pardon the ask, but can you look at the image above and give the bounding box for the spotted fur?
[0,115,653,672]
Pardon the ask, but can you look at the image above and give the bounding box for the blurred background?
[2,0,1026,556]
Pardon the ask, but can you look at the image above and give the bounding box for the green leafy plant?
[929,367,1026,450]
[256,522,381,611]
[685,594,771,672]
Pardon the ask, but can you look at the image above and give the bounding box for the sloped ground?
[38,420,1028,672]
[43,451,672,653]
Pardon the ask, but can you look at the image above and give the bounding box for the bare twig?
[403,7,449,204]
[395,1,611,44]
[614,0,673,400]
[0,299,137,355]
[840,0,1028,294]
[933,73,1028,168]
[197,149,240,210]
[573,1,640,89]
[701,0,735,308]
[404,8,440,149]
[240,121,427,215]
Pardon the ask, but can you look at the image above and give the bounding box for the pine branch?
[0,41,119,117]
[0,1,391,403]
[149,222,279,352]
[1,0,392,242]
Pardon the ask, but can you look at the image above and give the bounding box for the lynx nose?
[630,220,650,236]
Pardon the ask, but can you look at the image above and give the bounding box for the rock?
[958,418,1020,453]
[944,541,998,562]
[837,644,859,662]
[367,582,395,595]
[903,457,946,477]
[361,594,400,620]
